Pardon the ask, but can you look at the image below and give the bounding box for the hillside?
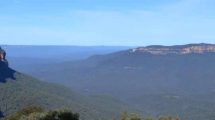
[27,43,215,95]
[22,43,215,120]
[0,47,132,120]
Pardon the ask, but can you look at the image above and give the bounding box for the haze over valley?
[1,43,215,120]
[1,0,215,120]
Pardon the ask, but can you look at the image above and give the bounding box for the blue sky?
[0,0,215,46]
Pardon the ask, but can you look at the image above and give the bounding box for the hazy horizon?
[1,42,215,47]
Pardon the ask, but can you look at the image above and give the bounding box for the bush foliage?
[4,107,79,120]
[120,112,180,120]
[2,106,180,120]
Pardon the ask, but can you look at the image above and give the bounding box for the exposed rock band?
[0,47,8,66]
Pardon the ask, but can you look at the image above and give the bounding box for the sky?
[0,0,215,46]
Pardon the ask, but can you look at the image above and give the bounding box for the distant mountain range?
[2,45,131,60]
[0,48,133,120]
[20,43,215,120]
[2,45,132,76]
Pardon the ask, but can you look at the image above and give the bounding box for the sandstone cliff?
[130,43,215,55]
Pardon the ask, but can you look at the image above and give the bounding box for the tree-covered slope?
[1,71,134,120]
[22,44,215,120]
[28,44,215,96]
[0,47,133,120]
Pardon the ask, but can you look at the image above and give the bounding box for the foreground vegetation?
[120,112,180,120]
[2,107,180,120]
[3,107,79,120]
[0,71,131,120]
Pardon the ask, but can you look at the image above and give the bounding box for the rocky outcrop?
[130,43,215,55]
[0,47,8,67]
[0,47,15,82]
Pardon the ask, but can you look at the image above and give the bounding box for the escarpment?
[0,47,15,82]
[130,43,215,55]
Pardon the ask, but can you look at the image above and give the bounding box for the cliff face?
[0,47,8,67]
[130,43,215,55]
[0,47,15,82]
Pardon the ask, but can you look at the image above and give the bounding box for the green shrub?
[4,106,79,120]
[41,110,79,120]
[120,112,180,120]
